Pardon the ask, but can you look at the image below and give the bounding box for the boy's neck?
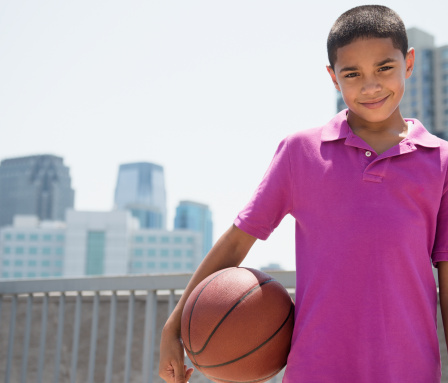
[346,108,410,155]
[346,108,408,136]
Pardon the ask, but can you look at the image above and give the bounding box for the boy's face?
[327,37,415,126]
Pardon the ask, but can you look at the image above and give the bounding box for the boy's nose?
[360,78,382,95]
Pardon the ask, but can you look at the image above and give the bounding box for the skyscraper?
[174,200,213,258]
[114,162,167,229]
[0,155,75,227]
[336,27,448,137]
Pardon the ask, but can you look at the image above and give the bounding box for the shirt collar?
[321,109,440,148]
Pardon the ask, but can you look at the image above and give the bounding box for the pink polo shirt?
[234,110,448,382]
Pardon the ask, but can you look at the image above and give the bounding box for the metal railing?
[0,271,296,383]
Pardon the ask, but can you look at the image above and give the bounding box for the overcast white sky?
[0,0,447,270]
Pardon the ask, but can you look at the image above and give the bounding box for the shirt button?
[365,151,372,157]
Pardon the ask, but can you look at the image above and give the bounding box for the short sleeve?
[432,179,448,266]
[234,137,293,240]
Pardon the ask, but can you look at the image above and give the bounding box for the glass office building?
[174,200,213,258]
[0,155,74,228]
[114,162,167,229]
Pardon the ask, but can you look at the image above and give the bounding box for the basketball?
[181,267,294,383]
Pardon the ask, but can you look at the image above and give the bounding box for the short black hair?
[327,5,408,69]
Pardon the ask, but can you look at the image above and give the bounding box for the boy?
[160,5,448,382]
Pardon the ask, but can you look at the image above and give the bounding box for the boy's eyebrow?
[374,58,397,66]
[339,58,397,73]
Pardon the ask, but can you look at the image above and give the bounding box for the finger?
[185,366,194,382]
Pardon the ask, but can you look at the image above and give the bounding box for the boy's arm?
[438,261,448,353]
[159,224,257,383]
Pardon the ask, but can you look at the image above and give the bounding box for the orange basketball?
[181,267,294,383]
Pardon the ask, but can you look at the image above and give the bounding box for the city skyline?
[0,1,447,270]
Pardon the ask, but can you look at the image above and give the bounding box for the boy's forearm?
[163,224,257,335]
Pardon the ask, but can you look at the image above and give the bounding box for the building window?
[4,233,12,241]
[3,246,11,254]
[173,249,182,257]
[27,272,36,278]
[13,272,23,278]
[174,237,182,244]
[186,250,194,258]
[133,261,143,269]
[16,233,25,241]
[29,247,38,255]
[54,260,63,267]
[187,237,194,244]
[85,231,105,276]
[41,272,50,278]
[29,234,38,241]
[161,249,169,257]
[147,236,157,243]
[134,236,144,243]
[173,262,182,270]
[160,262,169,269]
[15,247,25,255]
[161,236,170,243]
[147,249,156,257]
[443,48,448,60]
[2,272,9,278]
[42,234,52,241]
[42,247,51,255]
[14,260,23,266]
[133,248,143,257]
[185,262,194,270]
[28,260,37,267]
[56,234,65,241]
[55,247,64,255]
[147,261,156,269]
[42,260,51,267]
[2,260,10,266]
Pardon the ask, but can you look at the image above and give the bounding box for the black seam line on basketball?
[186,278,275,356]
[191,301,293,369]
[188,268,235,368]
[203,366,284,383]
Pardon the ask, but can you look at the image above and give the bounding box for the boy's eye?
[379,66,393,72]
[344,72,359,78]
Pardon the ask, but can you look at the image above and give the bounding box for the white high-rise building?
[0,211,203,280]
[0,216,65,280]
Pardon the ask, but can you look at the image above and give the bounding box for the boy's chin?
[347,107,400,124]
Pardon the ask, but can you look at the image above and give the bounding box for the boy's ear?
[326,65,341,91]
[405,48,415,79]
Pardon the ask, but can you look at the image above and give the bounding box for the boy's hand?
[159,326,194,383]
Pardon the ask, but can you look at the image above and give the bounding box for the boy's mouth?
[359,95,389,109]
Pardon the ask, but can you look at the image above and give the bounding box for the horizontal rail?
[0,270,296,295]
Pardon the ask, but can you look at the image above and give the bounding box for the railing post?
[5,294,17,383]
[105,291,117,383]
[21,294,33,383]
[70,292,82,383]
[142,290,157,383]
[37,293,49,383]
[168,289,176,314]
[87,292,100,383]
[124,291,135,383]
[53,293,66,383]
